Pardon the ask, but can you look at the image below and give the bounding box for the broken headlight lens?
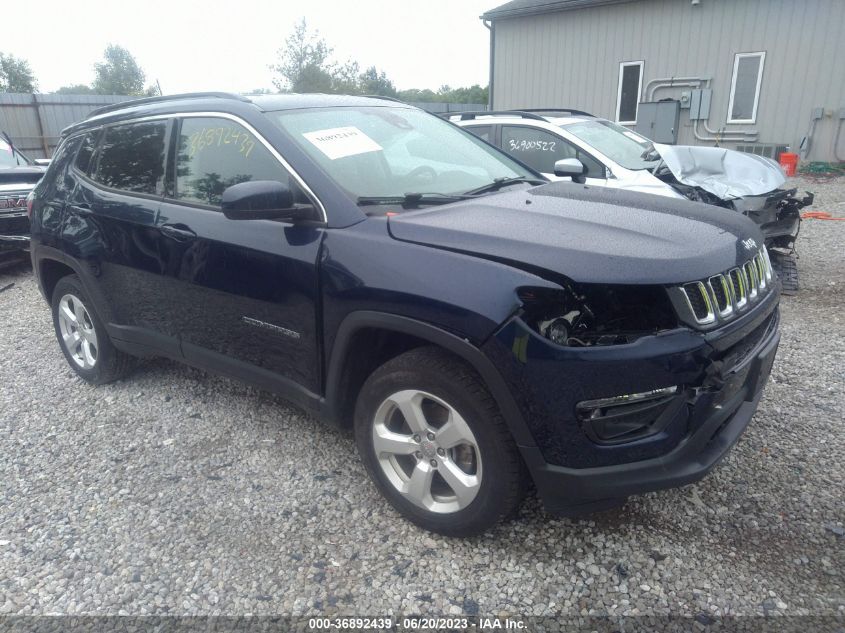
[518,284,678,347]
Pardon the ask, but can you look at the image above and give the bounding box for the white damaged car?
[452,110,812,292]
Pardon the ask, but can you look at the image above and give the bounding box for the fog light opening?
[576,386,683,445]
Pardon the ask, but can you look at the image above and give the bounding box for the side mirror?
[554,158,587,183]
[221,180,313,221]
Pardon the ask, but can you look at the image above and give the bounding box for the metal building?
[482,0,845,162]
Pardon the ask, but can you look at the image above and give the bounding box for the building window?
[727,52,765,124]
[616,61,643,125]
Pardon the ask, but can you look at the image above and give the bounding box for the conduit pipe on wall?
[693,120,757,143]
[646,76,758,142]
[645,76,708,101]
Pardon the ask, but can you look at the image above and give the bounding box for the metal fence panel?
[0,93,134,158]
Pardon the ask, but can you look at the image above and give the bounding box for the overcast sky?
[3,0,495,94]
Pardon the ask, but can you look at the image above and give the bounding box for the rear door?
[155,115,324,396]
[499,125,607,185]
[67,119,178,355]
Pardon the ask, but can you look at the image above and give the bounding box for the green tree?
[0,52,37,93]
[270,19,334,93]
[92,45,146,95]
[445,84,489,104]
[396,88,439,103]
[359,66,396,97]
[54,84,95,94]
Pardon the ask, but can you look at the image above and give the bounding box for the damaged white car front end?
[650,143,813,292]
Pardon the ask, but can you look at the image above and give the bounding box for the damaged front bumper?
[483,285,780,516]
[735,189,813,250]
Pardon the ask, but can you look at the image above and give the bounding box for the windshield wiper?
[463,176,546,196]
[356,192,474,208]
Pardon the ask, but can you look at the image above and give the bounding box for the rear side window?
[174,117,290,207]
[95,121,167,195]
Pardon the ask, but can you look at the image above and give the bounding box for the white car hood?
[653,143,786,200]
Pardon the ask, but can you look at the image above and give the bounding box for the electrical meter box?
[634,101,681,144]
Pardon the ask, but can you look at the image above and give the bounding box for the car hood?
[653,143,786,200]
[388,182,763,285]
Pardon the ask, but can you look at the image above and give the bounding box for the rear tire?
[354,347,528,536]
[51,274,135,384]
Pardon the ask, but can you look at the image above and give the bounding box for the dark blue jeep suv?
[28,93,780,535]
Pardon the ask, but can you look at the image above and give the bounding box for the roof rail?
[86,92,252,119]
[438,110,551,122]
[439,108,595,121]
[520,108,595,117]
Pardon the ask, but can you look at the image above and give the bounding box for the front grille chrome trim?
[676,247,774,328]
[707,274,733,318]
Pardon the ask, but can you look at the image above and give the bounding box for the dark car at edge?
[1,136,45,263]
[27,93,781,535]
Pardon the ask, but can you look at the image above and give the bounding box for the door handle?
[68,203,93,216]
[160,223,197,242]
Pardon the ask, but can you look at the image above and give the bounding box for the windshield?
[0,140,29,169]
[272,106,535,199]
[563,119,658,171]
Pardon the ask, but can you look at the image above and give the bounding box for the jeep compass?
[28,93,780,536]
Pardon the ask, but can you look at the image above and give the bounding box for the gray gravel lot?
[0,175,843,619]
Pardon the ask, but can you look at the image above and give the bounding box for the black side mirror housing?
[221,180,314,221]
[554,158,588,184]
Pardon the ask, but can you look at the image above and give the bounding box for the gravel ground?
[0,175,843,620]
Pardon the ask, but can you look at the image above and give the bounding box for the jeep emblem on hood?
[742,238,758,251]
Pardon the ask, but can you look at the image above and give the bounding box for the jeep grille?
[674,247,774,328]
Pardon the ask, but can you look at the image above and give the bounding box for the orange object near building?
[779,152,799,177]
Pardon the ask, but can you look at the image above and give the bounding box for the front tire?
[51,274,135,384]
[354,347,527,536]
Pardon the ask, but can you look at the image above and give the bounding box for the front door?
[155,115,323,396]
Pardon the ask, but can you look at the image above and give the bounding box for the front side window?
[271,107,533,199]
[616,61,644,125]
[563,119,658,172]
[175,117,290,207]
[95,121,167,194]
[501,125,604,178]
[728,52,765,123]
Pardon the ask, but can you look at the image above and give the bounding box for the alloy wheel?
[57,294,98,370]
[371,389,482,513]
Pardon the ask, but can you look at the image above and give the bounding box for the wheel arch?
[35,251,80,302]
[323,311,537,448]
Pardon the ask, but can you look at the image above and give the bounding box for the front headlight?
[517,283,678,347]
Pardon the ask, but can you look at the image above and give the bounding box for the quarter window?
[74,131,99,176]
[95,122,167,194]
[174,117,290,207]
[616,61,644,125]
[465,125,493,143]
[501,126,604,178]
[728,52,765,124]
